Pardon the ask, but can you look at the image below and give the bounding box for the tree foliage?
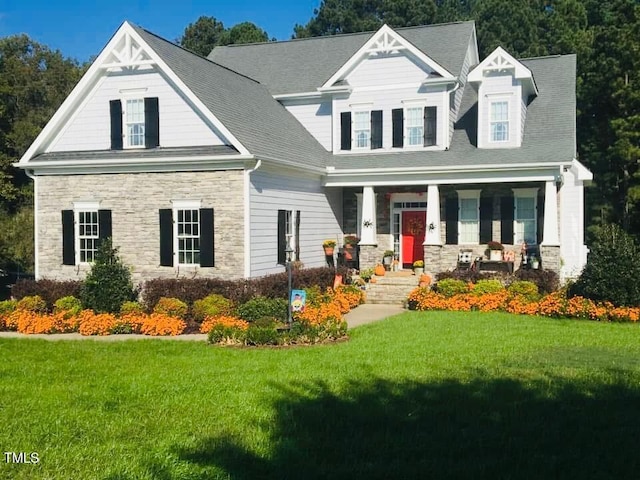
[569,223,640,307]
[179,16,270,56]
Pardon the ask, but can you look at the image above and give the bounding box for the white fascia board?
[571,158,594,182]
[273,91,324,100]
[325,161,567,175]
[18,22,131,165]
[468,46,538,95]
[19,22,251,165]
[320,24,453,90]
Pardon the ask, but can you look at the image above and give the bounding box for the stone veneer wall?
[37,170,244,284]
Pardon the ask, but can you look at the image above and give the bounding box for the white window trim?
[171,199,201,267]
[123,97,145,149]
[489,98,510,143]
[352,109,371,150]
[73,201,100,265]
[404,105,425,148]
[512,188,538,245]
[457,189,481,245]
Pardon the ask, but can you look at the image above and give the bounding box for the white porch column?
[424,184,442,245]
[359,186,377,245]
[541,180,560,245]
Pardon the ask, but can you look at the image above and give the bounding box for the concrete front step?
[365,275,420,304]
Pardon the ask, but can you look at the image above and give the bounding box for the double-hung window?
[405,107,424,146]
[490,101,509,142]
[172,200,201,266]
[125,98,145,148]
[353,111,371,149]
[457,190,480,244]
[159,203,214,268]
[61,202,112,266]
[513,189,537,244]
[277,209,300,265]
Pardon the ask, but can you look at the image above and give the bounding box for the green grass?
[1,311,639,479]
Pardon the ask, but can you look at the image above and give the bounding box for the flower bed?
[407,286,640,323]
[0,284,366,343]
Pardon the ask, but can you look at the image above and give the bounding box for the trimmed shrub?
[192,294,234,322]
[11,279,83,310]
[120,301,145,315]
[0,299,17,318]
[204,316,249,344]
[570,223,640,306]
[153,297,188,319]
[81,239,136,313]
[436,269,501,284]
[435,279,469,297]
[244,324,279,346]
[53,296,83,317]
[17,295,47,313]
[471,280,505,296]
[237,297,288,323]
[508,281,540,301]
[513,269,559,295]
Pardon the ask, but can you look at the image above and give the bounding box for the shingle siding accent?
[37,171,244,284]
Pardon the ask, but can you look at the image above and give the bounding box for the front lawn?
[1,311,639,479]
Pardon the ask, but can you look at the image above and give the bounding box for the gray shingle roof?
[131,25,330,169]
[326,54,577,170]
[208,22,475,96]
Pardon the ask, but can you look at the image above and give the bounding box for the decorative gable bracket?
[100,31,156,71]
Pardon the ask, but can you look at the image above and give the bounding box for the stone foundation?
[540,245,560,274]
[358,244,380,271]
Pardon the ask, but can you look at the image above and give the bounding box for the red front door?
[402,211,426,267]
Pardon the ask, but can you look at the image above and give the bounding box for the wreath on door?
[408,218,424,236]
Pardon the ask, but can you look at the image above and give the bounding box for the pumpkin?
[370,277,377,284]
[374,264,386,276]
[419,274,431,285]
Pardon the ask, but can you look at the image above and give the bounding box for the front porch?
[341,182,561,276]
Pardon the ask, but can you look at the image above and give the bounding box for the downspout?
[243,160,262,278]
[24,169,39,280]
[445,79,461,150]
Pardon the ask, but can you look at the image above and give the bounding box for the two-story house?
[17,20,592,283]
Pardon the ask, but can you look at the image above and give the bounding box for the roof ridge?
[218,20,475,48]
[133,23,261,84]
[520,53,576,61]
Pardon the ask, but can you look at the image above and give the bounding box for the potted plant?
[486,241,504,261]
[322,239,336,256]
[359,268,374,283]
[382,250,395,268]
[343,235,358,260]
[413,260,424,276]
[531,256,540,269]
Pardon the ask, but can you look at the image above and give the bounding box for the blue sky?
[0,0,321,62]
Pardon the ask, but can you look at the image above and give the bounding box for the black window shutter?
[277,210,286,265]
[501,195,514,245]
[479,196,493,244]
[110,100,123,150]
[424,106,437,146]
[159,209,173,267]
[62,210,75,265]
[199,208,214,267]
[98,210,112,247]
[537,190,545,244]
[371,110,383,149]
[340,112,352,151]
[445,196,458,245]
[295,210,301,261]
[144,97,159,148]
[392,108,404,148]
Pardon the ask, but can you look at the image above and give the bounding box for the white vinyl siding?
[249,168,342,277]
[50,71,227,152]
[347,54,436,88]
[281,100,332,151]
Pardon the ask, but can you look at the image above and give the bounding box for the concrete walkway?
[344,304,406,328]
[0,305,406,341]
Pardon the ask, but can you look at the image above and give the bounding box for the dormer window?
[490,101,509,142]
